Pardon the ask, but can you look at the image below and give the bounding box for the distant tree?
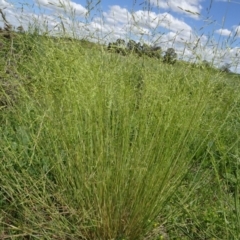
[141,44,161,58]
[202,60,211,68]
[136,42,142,55]
[115,38,127,55]
[109,39,162,59]
[17,25,24,33]
[108,39,127,55]
[127,40,138,52]
[142,43,151,56]
[151,46,162,59]
[108,42,116,51]
[220,63,231,73]
[163,48,177,64]
[116,38,125,47]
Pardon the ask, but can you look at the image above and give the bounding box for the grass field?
[0,28,240,239]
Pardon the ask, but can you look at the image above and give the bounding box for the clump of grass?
[1,2,240,239]
[0,30,237,240]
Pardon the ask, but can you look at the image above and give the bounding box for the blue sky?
[1,0,240,71]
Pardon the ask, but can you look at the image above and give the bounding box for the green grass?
[0,31,240,239]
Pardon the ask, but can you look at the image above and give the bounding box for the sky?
[1,0,240,72]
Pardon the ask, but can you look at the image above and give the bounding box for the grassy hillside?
[1,31,240,239]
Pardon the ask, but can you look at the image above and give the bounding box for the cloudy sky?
[1,0,240,72]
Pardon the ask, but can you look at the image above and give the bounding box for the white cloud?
[103,6,192,35]
[152,31,209,58]
[150,0,202,19]
[0,0,13,8]
[103,5,130,24]
[0,6,75,35]
[216,25,240,39]
[157,12,192,32]
[92,5,192,43]
[35,0,87,16]
[215,28,232,36]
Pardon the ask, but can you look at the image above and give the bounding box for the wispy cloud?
[150,0,202,19]
[35,0,87,16]
[215,28,232,36]
[103,6,192,35]
[215,25,240,38]
[0,0,13,8]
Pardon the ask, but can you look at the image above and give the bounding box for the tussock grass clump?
[0,31,240,240]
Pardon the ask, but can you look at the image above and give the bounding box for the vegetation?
[163,48,177,65]
[108,39,162,59]
[1,4,240,240]
[220,63,231,73]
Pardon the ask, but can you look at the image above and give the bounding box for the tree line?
[108,38,178,64]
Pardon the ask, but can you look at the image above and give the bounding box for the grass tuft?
[1,4,240,239]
